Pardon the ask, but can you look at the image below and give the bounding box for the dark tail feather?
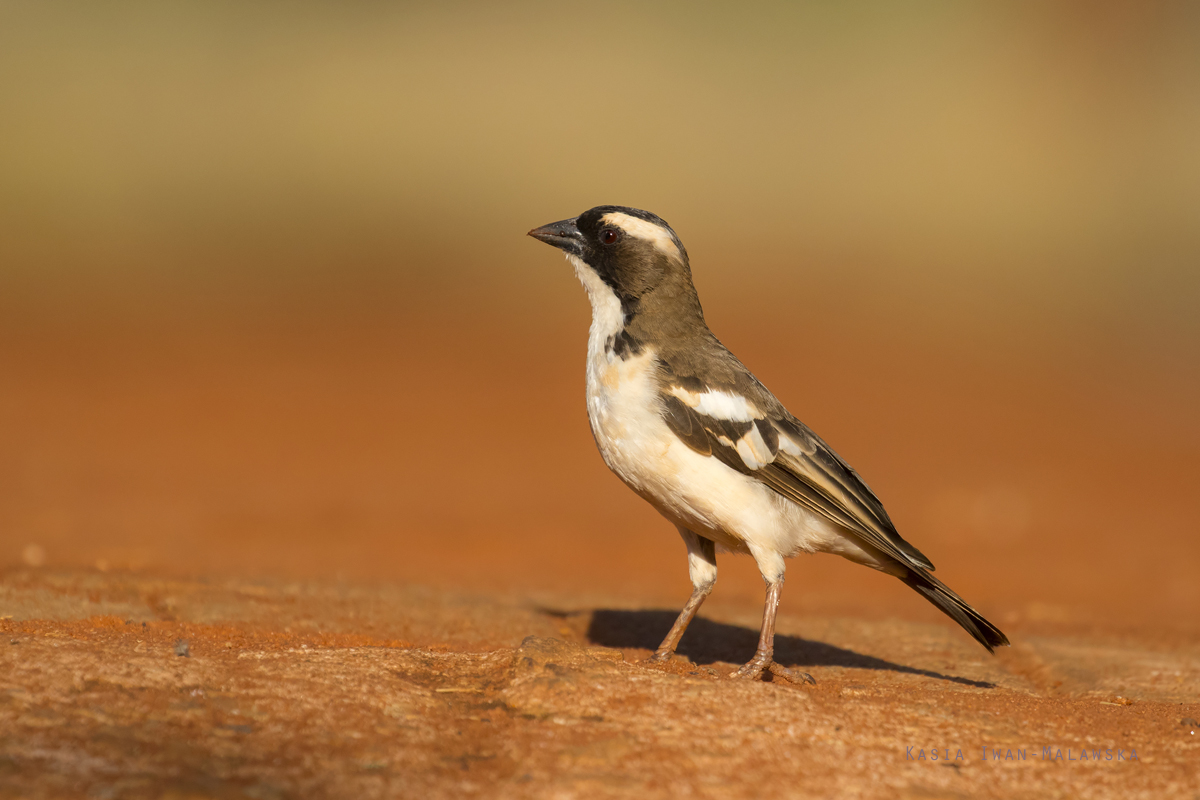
[901,570,1009,653]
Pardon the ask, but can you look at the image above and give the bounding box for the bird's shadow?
[568,608,994,689]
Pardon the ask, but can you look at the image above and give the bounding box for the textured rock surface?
[2,570,1196,799]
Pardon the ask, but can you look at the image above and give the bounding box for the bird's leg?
[731,575,814,684]
[649,528,715,663]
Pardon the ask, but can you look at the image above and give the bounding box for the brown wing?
[659,383,934,573]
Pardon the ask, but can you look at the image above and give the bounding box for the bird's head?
[528,206,692,309]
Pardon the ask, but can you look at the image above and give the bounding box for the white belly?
[566,252,857,579]
[586,344,844,565]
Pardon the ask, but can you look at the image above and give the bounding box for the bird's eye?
[600,228,620,245]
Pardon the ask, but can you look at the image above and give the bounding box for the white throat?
[566,253,625,348]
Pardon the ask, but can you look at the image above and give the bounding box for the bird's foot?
[647,649,695,666]
[767,661,816,684]
[730,658,815,685]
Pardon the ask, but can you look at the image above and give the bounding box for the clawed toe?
[729,659,768,680]
[768,661,815,684]
[729,659,814,685]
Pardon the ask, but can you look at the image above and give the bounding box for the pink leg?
[649,528,715,662]
[730,579,814,684]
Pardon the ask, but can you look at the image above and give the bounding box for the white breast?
[566,255,848,577]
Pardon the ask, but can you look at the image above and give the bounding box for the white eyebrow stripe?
[600,212,682,260]
[669,386,762,422]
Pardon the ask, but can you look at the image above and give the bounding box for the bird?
[528,205,1009,682]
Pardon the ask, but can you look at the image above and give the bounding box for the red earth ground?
[2,296,1198,798]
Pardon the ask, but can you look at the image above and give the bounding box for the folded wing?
[660,380,935,572]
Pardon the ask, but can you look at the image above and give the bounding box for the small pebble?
[174,639,191,658]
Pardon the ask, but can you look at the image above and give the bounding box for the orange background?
[3,3,1198,638]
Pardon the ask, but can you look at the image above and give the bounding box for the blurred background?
[2,2,1198,637]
